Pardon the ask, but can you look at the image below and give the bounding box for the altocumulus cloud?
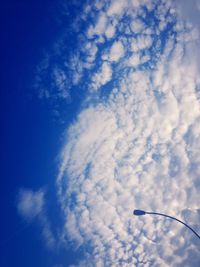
[36,0,200,266]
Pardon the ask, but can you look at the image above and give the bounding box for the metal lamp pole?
[133,209,200,240]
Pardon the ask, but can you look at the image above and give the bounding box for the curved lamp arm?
[133,209,200,240]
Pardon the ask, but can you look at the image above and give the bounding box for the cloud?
[174,0,200,26]
[131,35,153,53]
[17,189,44,221]
[17,188,55,248]
[107,0,128,17]
[35,0,200,265]
[105,23,116,39]
[130,19,145,34]
[58,62,200,265]
[91,62,112,91]
[126,54,141,67]
[108,41,125,62]
[173,0,200,73]
[87,13,108,38]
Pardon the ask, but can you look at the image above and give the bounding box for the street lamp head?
[133,209,146,216]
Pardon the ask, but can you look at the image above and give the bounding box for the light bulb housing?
[133,209,146,216]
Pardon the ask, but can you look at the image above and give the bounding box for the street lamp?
[133,209,200,240]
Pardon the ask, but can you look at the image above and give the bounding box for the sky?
[1,0,200,266]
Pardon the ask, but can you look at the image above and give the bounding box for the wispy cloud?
[17,188,56,249]
[17,188,44,221]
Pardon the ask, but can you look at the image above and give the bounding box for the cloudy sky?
[1,0,200,266]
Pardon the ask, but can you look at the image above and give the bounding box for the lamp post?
[133,209,200,240]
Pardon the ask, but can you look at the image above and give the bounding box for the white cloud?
[126,53,141,67]
[173,0,200,73]
[57,35,200,264]
[107,0,128,17]
[130,19,145,34]
[87,13,108,38]
[131,35,153,52]
[84,42,98,64]
[53,67,70,99]
[105,24,116,39]
[108,40,125,62]
[35,0,200,265]
[174,0,200,26]
[17,189,44,221]
[91,62,112,90]
[17,188,55,248]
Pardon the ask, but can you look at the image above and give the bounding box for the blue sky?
[1,0,81,266]
[1,0,200,266]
